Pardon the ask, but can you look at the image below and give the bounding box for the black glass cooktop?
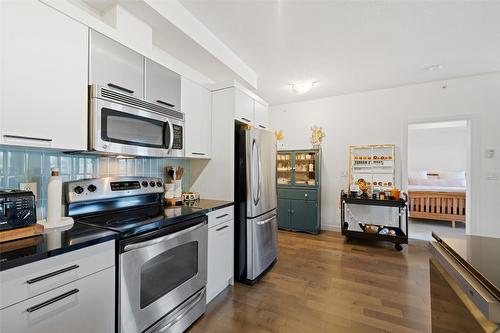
[434,233,500,301]
[75,204,206,238]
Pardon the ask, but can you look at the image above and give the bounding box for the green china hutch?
[276,149,321,234]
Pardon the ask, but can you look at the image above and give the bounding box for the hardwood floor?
[189,230,431,333]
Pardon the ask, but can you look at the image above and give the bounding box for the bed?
[407,171,466,228]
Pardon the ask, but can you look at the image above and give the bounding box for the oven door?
[119,217,207,333]
[90,98,172,157]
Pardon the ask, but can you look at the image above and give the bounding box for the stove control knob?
[156,181,162,188]
[149,181,156,187]
[74,186,84,194]
[142,181,148,188]
[87,184,97,192]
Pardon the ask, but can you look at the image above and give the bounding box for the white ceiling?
[180,0,500,105]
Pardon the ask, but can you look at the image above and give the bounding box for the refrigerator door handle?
[257,140,263,204]
[252,139,260,206]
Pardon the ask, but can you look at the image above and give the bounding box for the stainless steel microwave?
[89,85,184,157]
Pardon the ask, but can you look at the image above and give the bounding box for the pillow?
[440,171,466,180]
[408,170,427,179]
[408,177,466,187]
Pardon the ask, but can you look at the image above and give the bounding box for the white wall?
[408,124,467,173]
[270,72,500,238]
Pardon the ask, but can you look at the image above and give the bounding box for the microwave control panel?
[172,124,183,150]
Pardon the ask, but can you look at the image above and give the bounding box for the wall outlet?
[487,172,498,181]
[20,182,37,199]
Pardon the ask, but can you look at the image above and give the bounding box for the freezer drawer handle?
[124,222,205,252]
[156,100,175,108]
[256,215,276,225]
[107,83,134,94]
[216,225,229,232]
[216,213,229,219]
[258,125,267,129]
[241,117,251,123]
[26,289,79,313]
[4,134,52,142]
[191,152,206,156]
[26,265,79,284]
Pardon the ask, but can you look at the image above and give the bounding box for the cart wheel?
[395,244,403,251]
[343,222,349,230]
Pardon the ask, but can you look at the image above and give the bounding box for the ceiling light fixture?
[423,64,443,71]
[290,81,317,94]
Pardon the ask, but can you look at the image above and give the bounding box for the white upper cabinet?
[89,30,144,99]
[182,77,212,158]
[0,1,88,150]
[231,87,269,129]
[145,58,181,111]
[234,88,255,125]
[254,101,269,130]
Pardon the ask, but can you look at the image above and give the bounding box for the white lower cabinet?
[207,207,234,303]
[0,241,115,333]
[0,267,114,333]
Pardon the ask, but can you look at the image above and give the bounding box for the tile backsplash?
[0,147,190,219]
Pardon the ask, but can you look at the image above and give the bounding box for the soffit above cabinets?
[53,0,258,89]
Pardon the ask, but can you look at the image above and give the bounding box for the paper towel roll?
[46,168,62,224]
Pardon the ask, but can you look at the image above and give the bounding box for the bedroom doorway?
[406,120,469,241]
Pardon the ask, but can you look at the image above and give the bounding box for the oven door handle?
[123,222,205,252]
[145,288,206,333]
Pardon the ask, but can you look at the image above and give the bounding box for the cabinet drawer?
[277,189,317,201]
[207,219,233,303]
[0,267,114,333]
[0,240,114,309]
[207,206,234,228]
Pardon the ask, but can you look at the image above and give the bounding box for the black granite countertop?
[0,199,232,272]
[0,222,118,272]
[433,233,500,302]
[180,199,233,212]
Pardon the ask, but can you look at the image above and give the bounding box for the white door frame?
[402,114,478,235]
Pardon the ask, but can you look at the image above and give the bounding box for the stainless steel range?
[66,177,207,333]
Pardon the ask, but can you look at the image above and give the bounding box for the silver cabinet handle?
[305,193,308,197]
[4,134,52,142]
[216,225,229,232]
[124,222,205,252]
[27,265,79,284]
[257,215,276,225]
[156,100,175,108]
[26,289,79,313]
[291,210,295,214]
[191,152,206,156]
[216,213,229,219]
[107,83,134,94]
[241,117,251,123]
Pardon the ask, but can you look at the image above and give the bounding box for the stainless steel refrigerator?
[235,125,278,285]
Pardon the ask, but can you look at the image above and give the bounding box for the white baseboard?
[321,224,340,232]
